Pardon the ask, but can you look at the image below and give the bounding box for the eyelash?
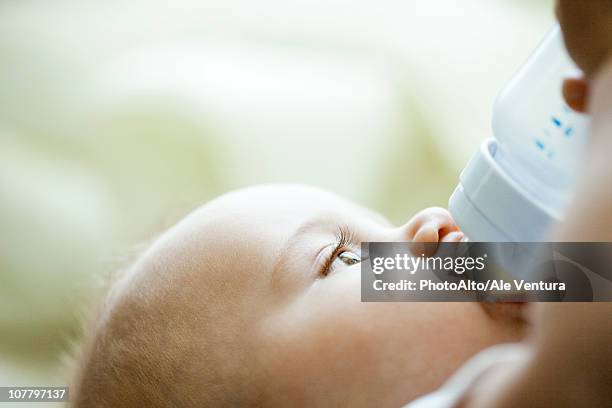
[319,226,357,277]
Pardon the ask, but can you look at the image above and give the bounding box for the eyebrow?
[269,207,387,289]
[270,217,338,287]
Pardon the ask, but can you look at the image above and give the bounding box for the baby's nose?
[387,223,437,257]
[394,214,464,256]
[414,211,453,239]
[392,208,464,245]
[411,222,441,243]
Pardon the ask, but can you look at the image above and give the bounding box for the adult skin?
[460,2,612,407]
[559,0,612,113]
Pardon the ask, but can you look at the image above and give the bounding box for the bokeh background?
[0,0,553,405]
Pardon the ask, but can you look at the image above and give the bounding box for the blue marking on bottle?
[552,117,562,128]
[547,150,555,159]
[535,139,546,151]
[564,127,574,137]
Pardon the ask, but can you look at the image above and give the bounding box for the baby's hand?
[405,208,464,252]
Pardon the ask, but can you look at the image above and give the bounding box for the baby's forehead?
[123,185,386,301]
[194,185,358,252]
[205,184,389,228]
[192,185,392,264]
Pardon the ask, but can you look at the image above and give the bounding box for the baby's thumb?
[563,76,589,113]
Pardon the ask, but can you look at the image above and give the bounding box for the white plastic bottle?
[449,25,589,242]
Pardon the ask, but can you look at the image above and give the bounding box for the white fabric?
[404,343,531,408]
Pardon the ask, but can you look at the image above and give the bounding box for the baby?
[71,185,526,407]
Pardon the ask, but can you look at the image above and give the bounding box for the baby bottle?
[449,24,590,242]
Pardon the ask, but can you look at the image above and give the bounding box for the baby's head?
[72,185,525,407]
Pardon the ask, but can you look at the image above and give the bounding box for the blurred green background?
[0,0,553,405]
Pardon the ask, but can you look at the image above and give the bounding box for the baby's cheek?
[259,275,374,391]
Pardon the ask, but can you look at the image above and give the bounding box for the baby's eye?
[332,250,361,269]
[318,227,361,277]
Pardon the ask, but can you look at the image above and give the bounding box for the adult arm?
[459,1,612,406]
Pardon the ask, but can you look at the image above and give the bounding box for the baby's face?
[107,185,524,407]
